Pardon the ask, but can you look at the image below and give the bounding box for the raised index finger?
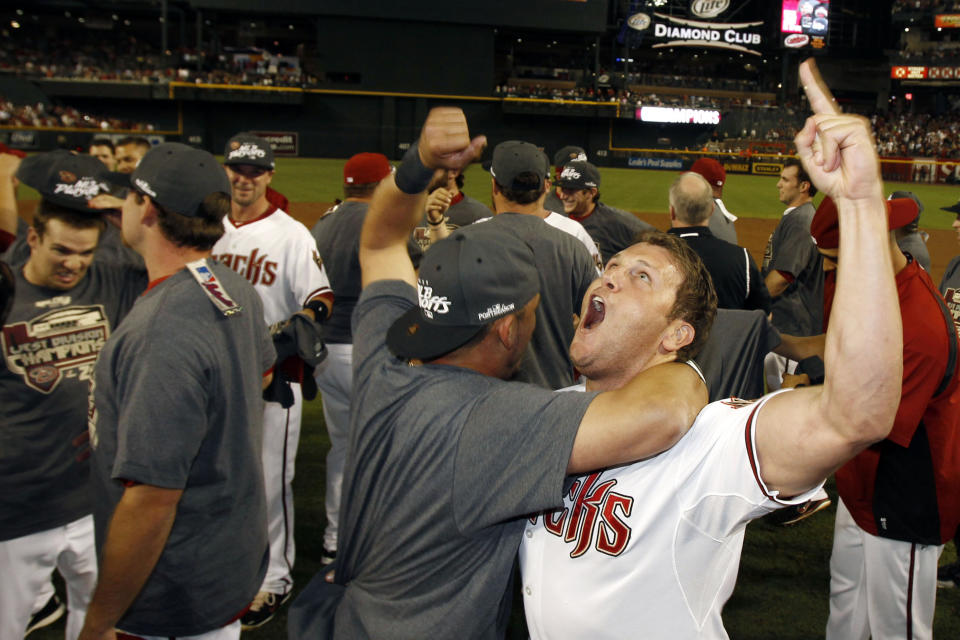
[799,58,840,116]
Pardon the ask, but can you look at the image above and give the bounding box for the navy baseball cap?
[386,223,540,361]
[223,133,275,170]
[16,150,113,213]
[107,143,231,218]
[942,198,960,215]
[556,161,601,190]
[553,145,587,168]
[488,141,548,192]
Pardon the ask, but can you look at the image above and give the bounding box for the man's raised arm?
[754,59,903,497]
[359,108,485,288]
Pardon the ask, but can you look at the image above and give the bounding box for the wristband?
[395,142,435,195]
[304,298,329,323]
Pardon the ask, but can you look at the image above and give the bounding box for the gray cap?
[553,145,587,168]
[113,143,231,217]
[556,161,601,189]
[386,223,540,361]
[16,150,112,213]
[489,141,547,192]
[223,132,275,170]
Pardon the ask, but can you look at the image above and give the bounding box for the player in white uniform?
[211,133,333,628]
[519,60,906,638]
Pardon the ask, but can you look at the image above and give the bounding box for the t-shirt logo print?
[417,282,450,319]
[1,305,110,393]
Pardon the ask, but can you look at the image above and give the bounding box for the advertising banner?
[252,131,299,156]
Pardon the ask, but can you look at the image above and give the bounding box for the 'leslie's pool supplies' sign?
[627,0,764,57]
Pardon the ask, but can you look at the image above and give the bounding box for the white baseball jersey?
[212,207,332,325]
[544,212,603,274]
[519,387,823,639]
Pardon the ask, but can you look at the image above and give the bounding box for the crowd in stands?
[892,0,960,13]
[496,83,774,111]
[0,96,155,130]
[873,111,960,157]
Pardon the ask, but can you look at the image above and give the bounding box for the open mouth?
[581,295,605,330]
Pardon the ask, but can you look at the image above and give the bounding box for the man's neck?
[494,201,546,218]
[139,237,212,283]
[230,198,270,224]
[344,197,372,203]
[584,352,674,392]
[785,194,812,210]
[570,202,597,220]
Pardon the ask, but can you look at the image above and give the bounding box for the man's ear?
[494,313,519,351]
[669,206,677,222]
[661,320,694,355]
[26,226,39,251]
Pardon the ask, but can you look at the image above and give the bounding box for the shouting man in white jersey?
[518,59,905,638]
[212,132,333,628]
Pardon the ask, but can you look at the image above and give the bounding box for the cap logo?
[58,171,77,183]
[227,143,266,161]
[53,177,106,199]
[230,141,240,150]
[418,282,451,319]
[572,152,587,162]
[560,166,582,180]
[478,303,515,321]
[133,177,157,198]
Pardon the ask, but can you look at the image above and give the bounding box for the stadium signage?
[722,162,751,174]
[784,34,810,48]
[628,12,764,56]
[252,130,298,156]
[752,162,783,176]
[628,157,685,170]
[891,65,960,81]
[637,106,721,125]
[690,0,730,19]
[935,14,960,28]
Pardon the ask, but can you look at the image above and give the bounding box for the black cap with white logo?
[108,143,231,218]
[552,145,587,168]
[556,161,601,190]
[16,150,113,213]
[386,223,540,361]
[223,132,275,170]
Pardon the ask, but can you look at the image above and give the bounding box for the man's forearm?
[80,485,182,639]
[764,270,790,298]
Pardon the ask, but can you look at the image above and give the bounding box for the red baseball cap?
[690,158,725,187]
[810,196,919,250]
[344,152,392,185]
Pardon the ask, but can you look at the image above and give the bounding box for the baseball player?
[889,190,930,271]
[543,145,587,214]
[211,132,333,627]
[80,142,275,640]
[112,136,150,175]
[555,160,655,264]
[805,194,960,640]
[87,139,116,172]
[287,105,709,639]
[310,152,420,565]
[689,157,738,244]
[0,151,145,640]
[519,60,905,639]
[413,168,490,251]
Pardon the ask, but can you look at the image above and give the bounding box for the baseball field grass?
[24,156,960,639]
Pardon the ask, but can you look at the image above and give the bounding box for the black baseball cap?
[942,197,960,215]
[223,132,275,170]
[107,143,231,218]
[386,223,540,361]
[553,145,587,168]
[16,150,113,213]
[0,260,13,326]
[488,141,548,192]
[556,161,601,190]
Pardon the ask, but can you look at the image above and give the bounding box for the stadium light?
[10,20,19,28]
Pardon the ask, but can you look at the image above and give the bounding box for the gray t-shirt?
[762,202,824,336]
[897,231,931,272]
[312,200,422,344]
[695,309,781,402]
[474,213,597,389]
[333,280,597,640]
[89,261,275,636]
[708,200,738,245]
[572,202,656,264]
[0,262,144,541]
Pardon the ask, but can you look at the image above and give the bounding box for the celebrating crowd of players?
[1,59,960,640]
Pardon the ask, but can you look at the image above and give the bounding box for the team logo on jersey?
[720,397,757,409]
[213,250,278,286]
[944,287,960,332]
[530,472,634,558]
[2,305,110,393]
[312,249,324,273]
[35,295,72,309]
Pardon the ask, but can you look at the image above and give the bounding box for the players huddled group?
[1,59,960,640]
